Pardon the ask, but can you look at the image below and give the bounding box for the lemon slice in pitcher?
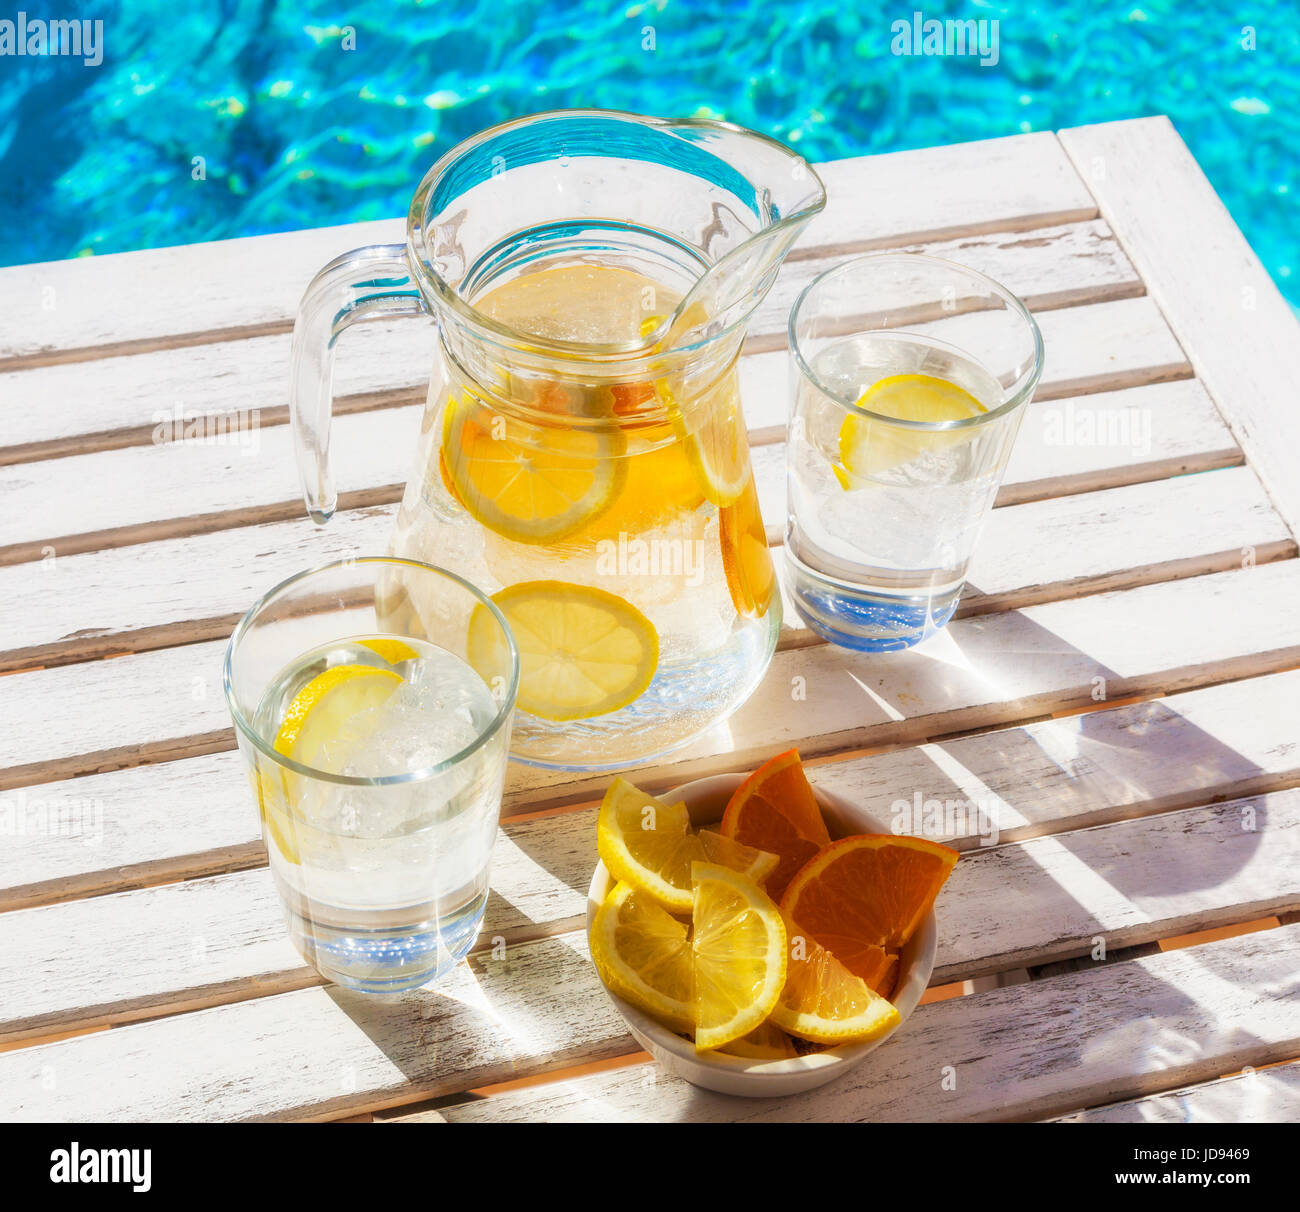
[837,373,988,481]
[467,581,659,722]
[644,305,750,507]
[441,397,626,544]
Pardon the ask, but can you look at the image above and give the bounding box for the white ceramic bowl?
[586,772,937,1097]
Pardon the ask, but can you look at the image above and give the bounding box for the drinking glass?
[786,254,1044,650]
[223,558,519,992]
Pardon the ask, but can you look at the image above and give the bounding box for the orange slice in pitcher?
[440,396,626,544]
[720,476,775,619]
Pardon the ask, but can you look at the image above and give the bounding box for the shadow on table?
[323,596,1300,1120]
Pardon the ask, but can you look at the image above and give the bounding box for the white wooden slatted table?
[2,116,1298,1123]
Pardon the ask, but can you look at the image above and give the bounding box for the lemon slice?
[262,663,403,866]
[642,304,750,508]
[715,1020,801,1060]
[838,373,988,480]
[697,829,780,887]
[597,781,782,912]
[469,581,658,722]
[273,663,403,769]
[440,395,627,544]
[252,769,301,866]
[769,923,901,1045]
[692,861,787,1051]
[589,882,695,1033]
[358,637,418,665]
[597,779,700,913]
[662,379,750,507]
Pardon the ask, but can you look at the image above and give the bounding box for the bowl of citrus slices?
[586,749,957,1096]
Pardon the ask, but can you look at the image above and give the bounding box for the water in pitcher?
[388,263,779,769]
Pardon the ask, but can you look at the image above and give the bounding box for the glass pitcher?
[288,110,826,770]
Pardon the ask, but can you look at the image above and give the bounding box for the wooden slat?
[998,378,1239,505]
[0,928,635,1122]
[808,667,1300,850]
[0,457,1282,673]
[0,132,1093,370]
[957,464,1290,613]
[0,219,1138,464]
[5,555,1300,800]
[1054,1061,1300,1122]
[802,131,1096,253]
[0,320,435,465]
[8,664,1300,912]
[4,785,1296,1044]
[494,557,1300,813]
[6,912,1295,1123]
[0,296,1191,566]
[1061,116,1300,539]
[436,923,1300,1123]
[0,805,593,1040]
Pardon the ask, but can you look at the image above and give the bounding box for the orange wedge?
[780,834,957,983]
[771,922,901,1044]
[719,749,832,901]
[720,475,775,620]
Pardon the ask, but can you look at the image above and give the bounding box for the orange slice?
[715,1020,800,1060]
[719,749,831,901]
[719,475,775,619]
[771,921,901,1044]
[780,834,958,981]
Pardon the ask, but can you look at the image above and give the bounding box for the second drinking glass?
[786,254,1044,651]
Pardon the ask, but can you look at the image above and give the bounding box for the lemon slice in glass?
[837,373,988,481]
[261,663,404,865]
[467,581,659,722]
[273,663,403,769]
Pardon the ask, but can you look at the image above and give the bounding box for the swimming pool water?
[2,0,1296,305]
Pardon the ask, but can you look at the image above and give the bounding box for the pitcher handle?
[288,243,430,524]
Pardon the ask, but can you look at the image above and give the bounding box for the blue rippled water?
[1,0,1296,304]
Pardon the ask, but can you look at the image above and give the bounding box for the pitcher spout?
[646,118,828,352]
